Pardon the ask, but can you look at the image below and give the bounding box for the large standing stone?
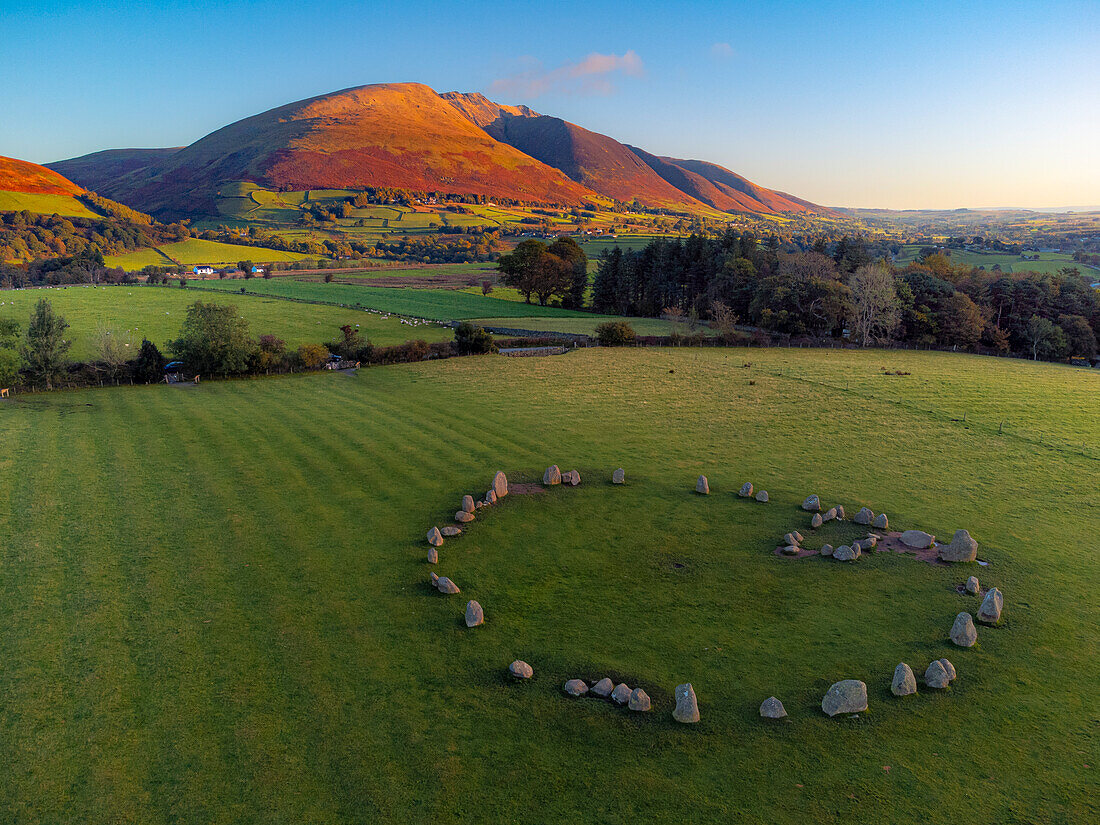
[543,465,561,485]
[977,587,1003,624]
[427,527,443,547]
[591,678,614,698]
[873,513,889,529]
[925,660,951,688]
[509,660,533,679]
[802,495,821,512]
[950,612,977,647]
[939,529,978,562]
[612,468,625,484]
[854,507,874,525]
[900,529,935,549]
[427,547,438,564]
[610,683,632,705]
[461,495,475,514]
[891,663,917,696]
[821,680,868,716]
[465,600,484,627]
[441,525,462,537]
[833,544,860,562]
[455,510,475,524]
[493,471,508,498]
[759,696,787,718]
[436,576,460,594]
[811,513,823,529]
[564,679,588,696]
[673,683,700,723]
[739,482,754,497]
[485,489,498,505]
[820,543,834,557]
[628,688,651,711]
[965,575,980,595]
[696,475,709,494]
[939,659,957,681]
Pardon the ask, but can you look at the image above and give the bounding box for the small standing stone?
[461,495,475,514]
[802,494,821,512]
[455,510,474,524]
[591,678,614,698]
[820,543,834,557]
[739,482,753,497]
[673,683,700,723]
[822,507,837,522]
[811,513,823,529]
[696,475,709,494]
[835,505,845,520]
[900,529,935,549]
[543,465,561,485]
[436,576,460,594]
[821,680,868,716]
[427,547,438,564]
[977,587,1003,624]
[925,660,951,689]
[783,532,801,547]
[628,688,651,711]
[965,575,980,595]
[610,683,632,705]
[854,507,874,525]
[465,600,484,627]
[564,679,588,696]
[430,571,439,587]
[759,696,787,718]
[755,490,769,502]
[891,663,917,696]
[485,489,498,505]
[873,513,889,529]
[612,468,625,484]
[493,471,508,498]
[950,612,977,647]
[939,529,978,562]
[474,501,484,509]
[427,527,443,547]
[564,469,581,486]
[509,660,533,679]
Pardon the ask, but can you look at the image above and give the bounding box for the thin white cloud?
[490,51,644,98]
[711,42,734,60]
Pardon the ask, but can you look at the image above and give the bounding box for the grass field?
[0,347,1095,823]
[893,244,1080,275]
[0,190,101,218]
[468,315,717,337]
[106,239,314,270]
[0,285,451,359]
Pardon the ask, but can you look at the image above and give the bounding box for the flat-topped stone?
[822,680,868,716]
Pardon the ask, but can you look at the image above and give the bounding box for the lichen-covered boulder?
[811,513,823,529]
[564,679,588,696]
[461,495,475,514]
[854,507,874,525]
[509,660,533,679]
[610,683,632,705]
[821,680,868,716]
[755,490,769,502]
[493,471,508,498]
[673,683,700,723]
[759,696,787,718]
[455,510,475,524]
[427,527,443,547]
[696,475,709,494]
[427,547,438,564]
[950,612,977,647]
[873,513,889,529]
[436,576,460,594]
[802,494,821,512]
[925,660,951,689]
[833,544,860,562]
[628,688,651,711]
[820,544,834,557]
[978,587,1003,624]
[591,677,614,698]
[465,600,484,627]
[891,663,917,696]
[612,468,625,484]
[939,529,978,562]
[900,529,935,549]
[543,465,561,485]
[965,576,980,595]
[739,482,753,497]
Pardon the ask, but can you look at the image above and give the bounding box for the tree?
[0,317,22,389]
[547,236,588,309]
[453,322,497,355]
[1057,314,1097,360]
[134,338,166,383]
[938,292,985,350]
[239,260,254,278]
[1025,315,1067,361]
[169,300,256,376]
[255,335,288,371]
[21,298,71,389]
[710,301,739,339]
[497,239,548,304]
[327,324,372,361]
[93,322,129,379]
[848,263,899,346]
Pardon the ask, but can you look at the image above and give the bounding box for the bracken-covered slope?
[0,155,84,195]
[49,148,182,195]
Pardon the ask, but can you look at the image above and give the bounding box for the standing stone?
[835,505,845,520]
[455,510,475,524]
[427,547,438,564]
[783,532,801,547]
[854,507,874,525]
[611,683,632,705]
[612,468,626,484]
[939,659,957,681]
[430,571,439,587]
[493,471,508,498]
[673,683,700,723]
[820,544,834,557]
[436,576,460,594]
[925,660,951,689]
[628,688,651,712]
[811,513,823,529]
[832,544,860,561]
[755,490,769,502]
[427,527,443,547]
[891,663,917,696]
[873,513,889,529]
[509,660,533,679]
[591,678,614,698]
[965,575,980,595]
[782,545,801,556]
[802,495,821,512]
[485,489,498,505]
[565,469,581,486]
[900,529,935,549]
[461,495,475,514]
[821,680,868,716]
[465,600,484,627]
[696,475,709,494]
[759,696,787,718]
[739,482,754,497]
[939,529,978,562]
[474,501,484,509]
[822,507,837,522]
[977,587,1003,624]
[564,679,589,696]
[950,612,977,647]
[543,465,561,485]
[441,525,462,537]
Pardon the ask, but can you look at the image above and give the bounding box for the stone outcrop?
[759,696,787,718]
[821,680,868,716]
[978,588,1003,624]
[900,529,935,549]
[696,475,709,494]
[939,529,978,562]
[673,683,700,723]
[509,660,533,679]
[891,663,917,696]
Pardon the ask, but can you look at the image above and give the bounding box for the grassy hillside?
[0,285,450,360]
[0,191,102,218]
[0,348,1094,823]
[106,238,314,269]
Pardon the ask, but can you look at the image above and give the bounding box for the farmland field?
[106,239,314,270]
[0,347,1095,823]
[0,285,450,360]
[893,244,1080,275]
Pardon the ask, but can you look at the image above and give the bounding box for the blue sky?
[1,0,1096,208]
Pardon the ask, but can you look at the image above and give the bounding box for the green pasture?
[894,244,1079,275]
[106,239,314,270]
[0,347,1095,823]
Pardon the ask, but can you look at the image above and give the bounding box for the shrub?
[296,343,329,370]
[454,322,498,355]
[133,338,166,383]
[595,321,636,346]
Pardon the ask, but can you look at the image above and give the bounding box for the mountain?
[1,155,84,196]
[48,82,830,219]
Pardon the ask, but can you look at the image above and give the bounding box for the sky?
[1,0,1097,210]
